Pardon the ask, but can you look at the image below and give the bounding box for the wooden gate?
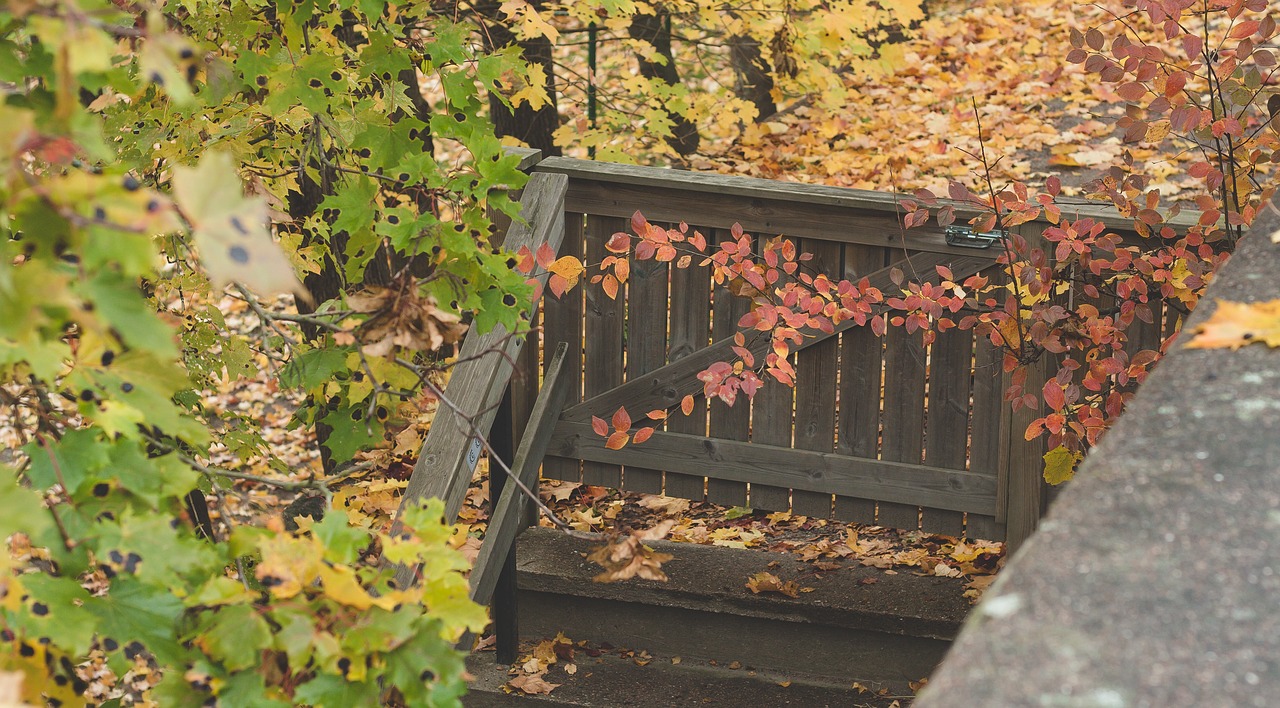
[495,156,1180,551]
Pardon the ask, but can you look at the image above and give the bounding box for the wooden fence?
[496,153,1184,551]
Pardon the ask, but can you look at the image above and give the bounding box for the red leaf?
[632,427,655,444]
[591,416,609,437]
[631,210,649,236]
[1042,381,1065,411]
[606,232,631,253]
[646,409,668,420]
[1116,82,1146,101]
[1230,19,1259,39]
[535,243,556,268]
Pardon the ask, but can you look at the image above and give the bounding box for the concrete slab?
[919,209,1280,706]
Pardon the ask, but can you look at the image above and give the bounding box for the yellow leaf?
[1042,444,1082,485]
[1186,299,1280,350]
[547,256,585,289]
[1144,120,1172,143]
[511,63,550,111]
[500,0,559,42]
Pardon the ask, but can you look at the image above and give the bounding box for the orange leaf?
[605,431,630,450]
[680,395,695,416]
[632,426,655,444]
[611,407,631,432]
[591,416,609,437]
[646,409,668,420]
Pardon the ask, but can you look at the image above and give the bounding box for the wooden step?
[463,527,972,705]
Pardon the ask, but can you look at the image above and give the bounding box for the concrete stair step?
[464,648,913,707]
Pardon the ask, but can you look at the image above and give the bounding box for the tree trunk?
[477,1,562,156]
[729,34,776,123]
[629,9,700,156]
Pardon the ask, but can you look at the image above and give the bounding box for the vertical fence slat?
[1002,224,1052,551]
[1131,297,1164,355]
[622,239,670,495]
[581,214,625,488]
[964,329,1005,541]
[791,239,841,518]
[664,224,712,501]
[920,326,973,536]
[749,378,794,512]
[879,325,926,530]
[541,212,585,482]
[707,228,751,507]
[748,233,795,513]
[834,245,885,523]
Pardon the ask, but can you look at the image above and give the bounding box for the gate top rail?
[533,155,1198,244]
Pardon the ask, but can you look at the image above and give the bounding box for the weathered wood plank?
[964,327,1006,542]
[1002,224,1053,551]
[470,344,571,606]
[621,240,670,494]
[791,239,841,518]
[833,244,885,523]
[540,212,586,482]
[558,178,982,257]
[549,422,998,514]
[920,326,974,536]
[707,229,752,507]
[663,227,712,501]
[878,325,926,531]
[392,173,567,588]
[582,215,626,488]
[561,253,993,424]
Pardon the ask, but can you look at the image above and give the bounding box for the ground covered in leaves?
[688,0,1271,202]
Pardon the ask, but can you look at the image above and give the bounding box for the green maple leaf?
[198,604,272,672]
[88,576,187,668]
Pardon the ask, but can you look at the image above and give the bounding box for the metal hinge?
[945,225,1006,249]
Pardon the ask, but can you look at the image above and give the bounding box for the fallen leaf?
[1185,299,1280,349]
[587,521,676,582]
[508,673,560,695]
[745,571,801,598]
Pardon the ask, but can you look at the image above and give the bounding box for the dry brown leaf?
[587,521,675,582]
[508,673,560,695]
[348,272,466,357]
[745,571,801,598]
[636,494,691,515]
